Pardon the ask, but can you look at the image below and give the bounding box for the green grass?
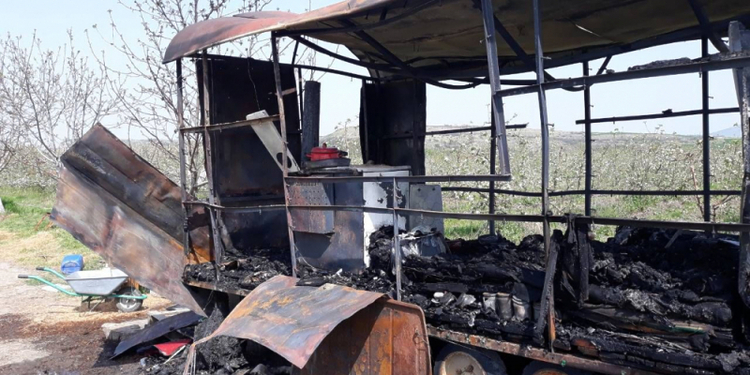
[0,187,104,270]
[444,219,487,240]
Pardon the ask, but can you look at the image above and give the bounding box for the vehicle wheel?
[434,343,506,375]
[522,361,589,375]
[116,286,143,313]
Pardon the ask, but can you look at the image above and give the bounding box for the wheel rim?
[438,351,485,375]
[118,288,140,310]
[120,296,139,309]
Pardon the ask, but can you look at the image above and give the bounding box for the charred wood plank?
[535,232,561,343]
[587,284,732,327]
[571,334,723,370]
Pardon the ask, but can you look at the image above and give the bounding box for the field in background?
[0,128,742,260]
[324,126,742,242]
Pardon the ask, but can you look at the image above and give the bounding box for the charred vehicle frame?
[50,0,750,374]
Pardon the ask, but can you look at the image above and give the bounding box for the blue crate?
[61,254,84,275]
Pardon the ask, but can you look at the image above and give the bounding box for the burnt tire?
[434,343,506,375]
[522,361,589,375]
[116,286,143,313]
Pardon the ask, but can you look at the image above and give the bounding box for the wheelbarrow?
[19,267,147,312]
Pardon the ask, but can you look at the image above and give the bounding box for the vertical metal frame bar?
[479,0,511,176]
[272,32,299,278]
[201,52,224,275]
[489,114,497,235]
[392,177,402,301]
[361,79,371,162]
[583,61,593,216]
[532,0,555,350]
[740,68,750,306]
[730,20,750,308]
[176,59,191,256]
[702,37,712,222]
[411,84,421,175]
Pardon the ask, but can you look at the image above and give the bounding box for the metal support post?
[532,0,555,350]
[272,33,299,278]
[392,177,402,301]
[489,113,497,235]
[302,81,321,161]
[479,0,511,176]
[583,61,592,216]
[730,21,750,309]
[201,52,224,277]
[702,37,712,222]
[176,59,191,256]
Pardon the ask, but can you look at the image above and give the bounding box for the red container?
[307,143,346,161]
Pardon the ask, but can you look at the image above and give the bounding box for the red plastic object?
[153,339,191,356]
[307,143,346,161]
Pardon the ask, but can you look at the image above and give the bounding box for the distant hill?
[712,126,741,138]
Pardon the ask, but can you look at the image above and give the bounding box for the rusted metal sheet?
[51,125,207,315]
[163,0,750,73]
[192,275,430,373]
[60,125,211,263]
[294,181,365,271]
[287,181,334,234]
[163,0,390,63]
[112,311,202,358]
[300,299,431,375]
[198,56,300,250]
[361,80,426,175]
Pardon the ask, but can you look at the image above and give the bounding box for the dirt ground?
[0,262,173,374]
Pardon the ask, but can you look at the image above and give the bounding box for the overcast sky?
[2,0,744,137]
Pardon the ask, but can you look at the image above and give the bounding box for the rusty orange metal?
[163,0,750,76]
[51,124,208,315]
[162,0,391,63]
[299,298,431,375]
[192,275,431,374]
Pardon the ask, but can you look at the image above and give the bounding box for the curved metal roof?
[163,0,396,63]
[164,0,750,75]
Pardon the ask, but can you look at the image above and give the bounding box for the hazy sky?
[2,0,744,136]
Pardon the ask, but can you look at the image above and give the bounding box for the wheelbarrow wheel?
[116,286,143,313]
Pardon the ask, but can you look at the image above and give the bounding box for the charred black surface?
[183,248,291,291]
[144,298,292,375]
[180,225,750,374]
[297,227,550,345]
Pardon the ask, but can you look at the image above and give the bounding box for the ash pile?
[296,225,750,374]
[176,223,750,374]
[295,226,550,342]
[183,248,291,291]
[557,226,750,374]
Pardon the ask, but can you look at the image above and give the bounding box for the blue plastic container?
[61,254,84,275]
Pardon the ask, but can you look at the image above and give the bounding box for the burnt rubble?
[183,248,291,291]
[177,225,750,374]
[295,225,750,374]
[142,298,292,375]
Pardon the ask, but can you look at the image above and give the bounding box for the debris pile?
[555,227,750,374]
[140,299,292,375]
[183,248,291,291]
[173,225,750,374]
[297,226,750,373]
[395,231,548,343]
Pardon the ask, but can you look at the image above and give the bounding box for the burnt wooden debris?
[184,224,750,374]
